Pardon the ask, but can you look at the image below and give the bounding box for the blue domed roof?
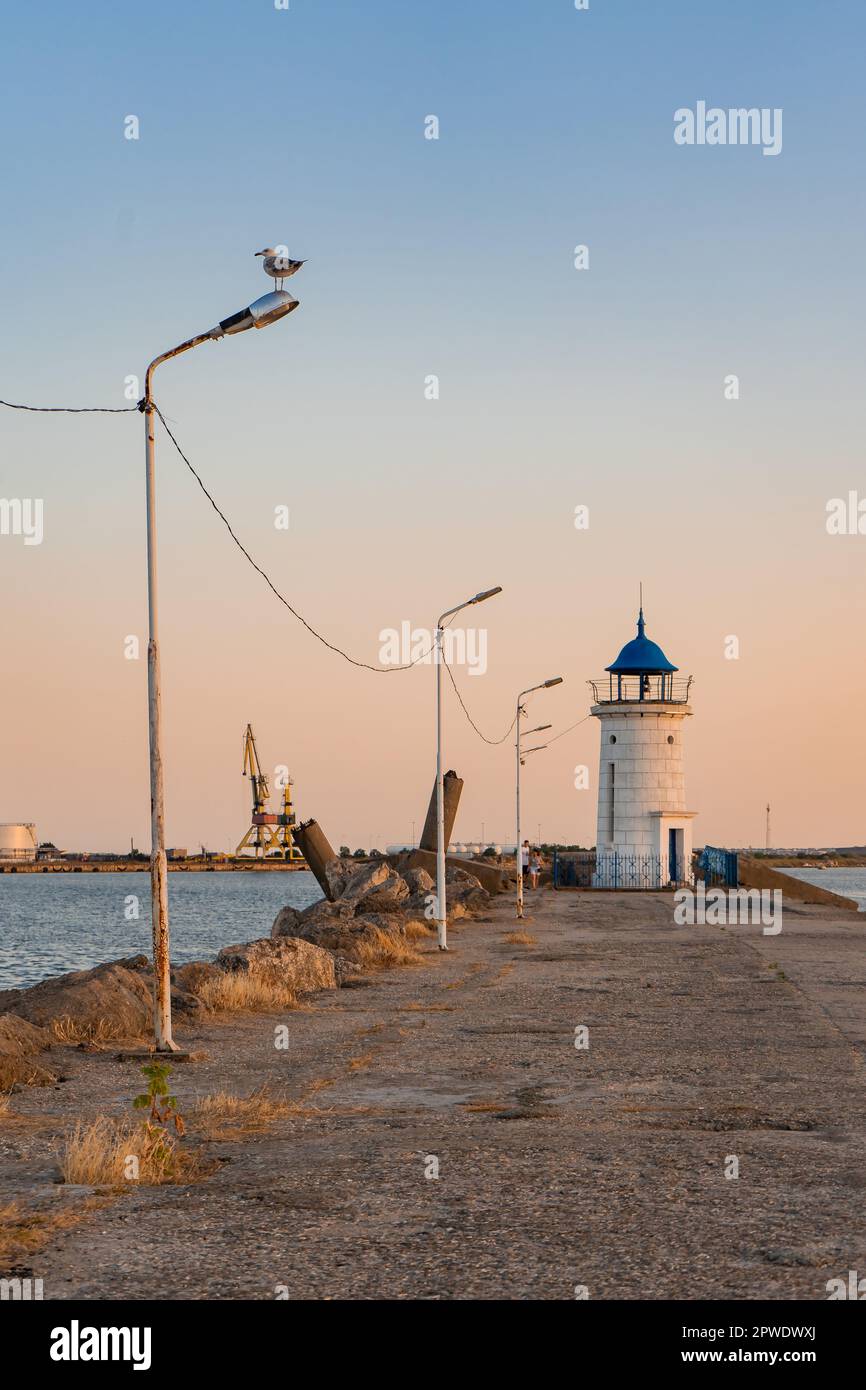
[605,609,677,674]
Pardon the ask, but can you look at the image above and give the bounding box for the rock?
[270,912,410,967]
[302,898,354,927]
[322,857,360,900]
[446,881,490,921]
[445,864,476,885]
[216,937,336,994]
[333,859,409,914]
[1,956,154,1040]
[271,905,302,938]
[332,955,364,986]
[393,848,508,895]
[0,954,216,1041]
[356,879,410,913]
[272,896,352,940]
[170,961,221,1003]
[0,1013,55,1089]
[355,911,409,936]
[402,867,434,897]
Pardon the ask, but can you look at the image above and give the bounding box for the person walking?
[520,839,530,883]
[529,848,541,890]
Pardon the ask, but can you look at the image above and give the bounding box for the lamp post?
[142,284,299,1051]
[515,677,563,919]
[435,586,502,951]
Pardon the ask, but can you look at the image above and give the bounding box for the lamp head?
[215,290,299,337]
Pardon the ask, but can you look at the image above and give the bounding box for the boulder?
[332,955,364,986]
[0,1013,55,1089]
[402,866,434,897]
[269,912,408,966]
[322,857,360,901]
[0,956,154,1039]
[446,880,490,921]
[271,905,302,938]
[0,955,214,1040]
[170,960,221,1003]
[392,848,508,895]
[339,860,410,914]
[272,896,351,939]
[216,937,336,994]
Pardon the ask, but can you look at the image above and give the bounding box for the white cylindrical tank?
[0,823,38,861]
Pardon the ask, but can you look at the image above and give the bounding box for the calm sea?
[0,871,322,991]
[778,867,866,911]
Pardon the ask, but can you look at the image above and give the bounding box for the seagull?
[255,247,306,290]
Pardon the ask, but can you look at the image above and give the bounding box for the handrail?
[587,674,693,704]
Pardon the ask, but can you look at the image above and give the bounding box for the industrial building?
[0,823,38,862]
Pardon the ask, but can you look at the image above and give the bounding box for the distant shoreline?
[0,859,311,875]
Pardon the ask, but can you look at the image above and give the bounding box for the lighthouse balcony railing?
[588,674,693,705]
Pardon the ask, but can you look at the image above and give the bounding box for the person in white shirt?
[520,840,530,882]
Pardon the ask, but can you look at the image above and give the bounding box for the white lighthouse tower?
[589,607,696,887]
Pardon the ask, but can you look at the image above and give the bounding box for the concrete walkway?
[3,890,865,1299]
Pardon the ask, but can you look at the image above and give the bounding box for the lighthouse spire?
[638,581,645,637]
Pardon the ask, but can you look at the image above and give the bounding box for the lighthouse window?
[609,735,616,744]
[667,735,674,744]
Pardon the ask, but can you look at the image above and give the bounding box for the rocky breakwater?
[0,856,497,1089]
[271,855,493,969]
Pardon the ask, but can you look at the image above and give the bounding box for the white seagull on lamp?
[255,247,306,290]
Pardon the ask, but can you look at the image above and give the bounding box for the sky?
[1,0,864,854]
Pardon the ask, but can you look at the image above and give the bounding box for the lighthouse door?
[668,828,679,884]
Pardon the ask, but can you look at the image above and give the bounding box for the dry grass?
[0,1057,57,1091]
[0,1091,10,1115]
[191,1088,289,1140]
[197,972,299,1014]
[404,920,435,941]
[304,1077,336,1097]
[50,1015,128,1046]
[503,931,536,945]
[59,1116,199,1187]
[349,928,422,970]
[463,1100,507,1114]
[0,1196,111,1264]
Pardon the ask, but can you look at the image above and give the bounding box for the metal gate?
[697,845,738,888]
[553,850,667,890]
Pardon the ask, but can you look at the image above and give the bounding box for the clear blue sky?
[2,1,864,852]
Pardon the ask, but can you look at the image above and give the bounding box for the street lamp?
[435,585,502,951]
[142,283,300,1051]
[515,678,563,919]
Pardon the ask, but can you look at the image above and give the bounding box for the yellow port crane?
[235,723,304,860]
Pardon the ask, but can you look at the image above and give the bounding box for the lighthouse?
[589,608,696,887]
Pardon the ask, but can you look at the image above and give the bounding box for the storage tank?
[0,823,38,861]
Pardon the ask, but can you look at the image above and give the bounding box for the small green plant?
[132,1062,185,1137]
